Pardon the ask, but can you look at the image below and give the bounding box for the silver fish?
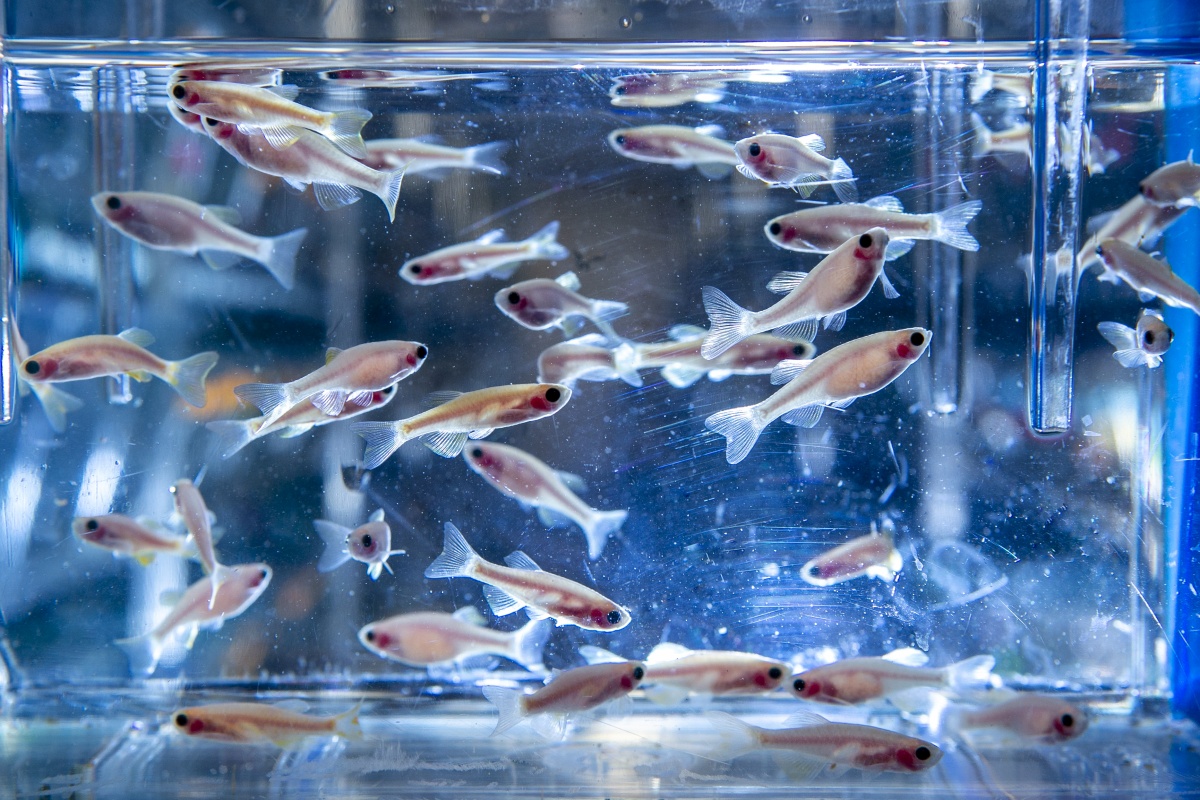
[171,701,359,746]
[1097,309,1174,369]
[495,272,628,341]
[1139,155,1200,208]
[607,124,739,174]
[360,138,508,176]
[313,508,405,580]
[800,523,903,587]
[734,133,856,201]
[401,221,568,285]
[612,325,814,389]
[789,648,995,705]
[1095,238,1200,314]
[482,660,645,737]
[1076,194,1189,275]
[358,609,550,670]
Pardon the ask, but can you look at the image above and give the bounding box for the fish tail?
[115,632,164,676]
[31,384,84,433]
[509,618,552,672]
[326,108,373,159]
[167,351,220,408]
[334,702,364,740]
[374,168,405,223]
[481,685,526,736]
[701,711,759,761]
[591,298,630,324]
[970,112,993,158]
[204,419,259,459]
[234,381,293,420]
[829,157,858,202]
[207,563,234,609]
[350,421,408,469]
[465,140,510,176]
[705,405,765,465]
[610,342,645,387]
[700,286,754,359]
[528,220,570,262]
[424,522,482,579]
[944,654,996,692]
[933,200,983,252]
[258,227,308,290]
[581,509,628,560]
[312,519,355,572]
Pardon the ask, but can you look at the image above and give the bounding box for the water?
[2,39,1200,797]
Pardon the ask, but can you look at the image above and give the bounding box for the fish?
[424,522,632,632]
[313,508,405,580]
[205,384,398,459]
[168,78,372,158]
[495,272,629,341]
[703,711,942,777]
[1076,194,1189,275]
[536,334,643,389]
[234,340,427,429]
[462,441,628,560]
[608,71,734,107]
[171,701,360,746]
[9,318,83,432]
[73,514,195,566]
[171,479,231,607]
[611,326,815,389]
[168,101,207,135]
[1097,310,1174,369]
[800,522,903,587]
[359,138,508,176]
[200,118,405,222]
[700,228,894,359]
[1082,122,1120,176]
[1139,155,1200,207]
[764,196,982,261]
[606,124,740,176]
[482,660,645,737]
[169,66,284,87]
[1095,238,1200,314]
[400,221,569,285]
[582,642,789,705]
[18,328,218,408]
[351,383,571,468]
[115,563,272,675]
[969,69,1032,104]
[705,328,930,464]
[358,608,551,670]
[91,191,308,289]
[734,133,857,202]
[946,694,1088,743]
[970,113,1031,161]
[789,648,995,705]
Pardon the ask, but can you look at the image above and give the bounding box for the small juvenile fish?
[613,326,815,389]
[92,191,308,289]
[482,660,645,736]
[115,563,272,675]
[1095,238,1200,315]
[169,79,372,158]
[1098,310,1173,369]
[206,384,398,459]
[800,523,903,587]
[19,328,218,408]
[705,328,930,464]
[73,513,194,566]
[495,272,629,341]
[171,701,360,746]
[583,642,789,705]
[463,441,628,560]
[734,133,857,202]
[424,522,632,632]
[1076,194,1188,275]
[234,340,427,428]
[949,694,1088,742]
[701,228,894,359]
[970,113,1031,161]
[969,69,1032,104]
[172,479,231,607]
[704,711,942,776]
[401,221,569,285]
[358,609,550,670]
[359,138,508,176]
[1140,155,1200,207]
[536,334,642,389]
[201,118,405,222]
[765,196,982,261]
[313,508,405,580]
[609,71,733,107]
[9,318,83,432]
[351,383,571,468]
[789,648,995,705]
[607,124,740,175]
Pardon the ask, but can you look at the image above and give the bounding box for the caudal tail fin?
[350,421,408,469]
[423,522,482,579]
[326,108,372,159]
[481,685,526,736]
[829,157,857,202]
[258,227,308,289]
[205,419,260,459]
[312,519,353,573]
[373,168,405,223]
[705,405,764,465]
[234,381,292,421]
[701,286,754,359]
[509,618,552,672]
[970,112,994,159]
[115,632,164,676]
[701,711,760,762]
[466,141,510,176]
[333,702,364,740]
[944,654,997,692]
[528,220,570,262]
[168,351,220,408]
[581,509,628,560]
[933,200,983,252]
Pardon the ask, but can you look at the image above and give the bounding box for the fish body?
[734,133,856,201]
[358,610,550,670]
[789,649,995,705]
[496,272,628,340]
[800,524,903,586]
[19,328,218,408]
[463,441,628,560]
[424,522,631,632]
[765,196,981,260]
[1140,156,1200,207]
[1095,238,1200,314]
[536,335,641,388]
[116,563,272,675]
[201,119,404,222]
[482,661,645,736]
[607,125,739,171]
[360,138,508,176]
[91,191,308,289]
[640,643,790,700]
[234,340,427,428]
[170,79,371,158]
[73,514,192,565]
[171,701,359,745]
[401,221,568,285]
[352,383,571,468]
[705,328,930,464]
[951,694,1088,742]
[701,228,893,359]
[1097,309,1174,369]
[609,72,733,107]
[171,479,230,607]
[616,326,815,389]
[314,509,404,580]
[9,318,83,431]
[1076,195,1187,275]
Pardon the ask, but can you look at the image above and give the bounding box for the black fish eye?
[85,519,99,531]
[175,713,188,726]
[106,195,121,210]
[471,447,483,458]
[259,568,268,579]
[545,387,561,403]
[416,345,428,359]
[793,678,805,691]
[614,134,625,145]
[910,331,925,347]
[204,117,218,127]
[915,746,931,761]
[507,291,521,305]
[1145,331,1155,345]
[748,142,761,157]
[792,344,806,355]
[23,360,40,375]
[171,85,185,99]
[859,233,872,248]
[606,609,622,624]
[1096,244,1105,256]
[632,666,644,680]
[769,222,782,236]
[383,385,396,395]
[768,667,782,680]
[1061,714,1074,728]
[361,534,372,548]
[365,630,375,641]
[614,86,626,95]
[410,264,422,274]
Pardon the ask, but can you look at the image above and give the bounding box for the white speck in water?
[717,627,727,635]
[761,562,780,578]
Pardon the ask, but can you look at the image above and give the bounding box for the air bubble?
[620,17,632,29]
[803,14,813,23]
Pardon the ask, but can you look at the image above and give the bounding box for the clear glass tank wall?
[2,0,1200,797]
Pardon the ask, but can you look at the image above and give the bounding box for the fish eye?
[614,134,625,145]
[383,385,396,395]
[259,568,269,579]
[361,533,373,548]
[1096,244,1105,256]
[1061,714,1074,728]
[632,666,644,680]
[910,331,925,347]
[507,291,520,305]
[1142,184,1154,199]
[175,713,188,726]
[85,519,99,531]
[859,232,873,248]
[364,629,375,641]
[768,667,782,680]
[915,746,932,761]
[792,344,806,355]
[748,142,761,157]
[793,678,805,691]
[204,117,218,127]
[1145,331,1155,345]
[416,345,428,359]
[23,360,40,375]
[106,195,121,210]
[471,447,483,458]
[409,264,422,274]
[171,84,185,100]
[614,86,626,95]
[545,387,562,403]
[606,609,622,625]
[769,222,782,236]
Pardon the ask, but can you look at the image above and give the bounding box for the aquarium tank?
[3,0,1200,796]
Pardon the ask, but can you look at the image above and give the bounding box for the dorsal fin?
[325,347,343,365]
[881,647,929,667]
[368,509,385,523]
[796,133,825,152]
[646,642,693,663]
[476,228,507,246]
[423,390,464,409]
[781,711,829,728]
[864,195,904,213]
[117,328,155,348]
[503,551,542,571]
[554,271,581,291]
[202,205,242,226]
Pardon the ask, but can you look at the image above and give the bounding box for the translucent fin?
[205,419,258,459]
[770,358,810,385]
[423,522,481,579]
[509,618,552,671]
[258,227,308,289]
[884,238,916,261]
[879,266,900,299]
[503,551,543,571]
[312,519,353,573]
[581,509,627,560]
[700,286,754,359]
[864,195,904,213]
[117,328,155,348]
[555,271,581,291]
[643,683,692,706]
[313,181,362,211]
[483,584,525,616]
[347,390,374,407]
[527,220,570,262]
[578,645,627,665]
[591,299,628,323]
[202,205,241,226]
[934,200,983,251]
[465,141,510,175]
[115,632,163,677]
[772,317,819,343]
[782,710,830,727]
[536,506,574,528]
[969,69,994,104]
[667,323,707,340]
[325,108,373,159]
[235,382,290,417]
[1138,290,1158,303]
[704,405,765,465]
[333,703,363,741]
[696,161,734,180]
[646,642,692,662]
[797,132,825,152]
[372,169,405,223]
[822,311,847,332]
[423,390,465,408]
[830,157,857,202]
[167,351,220,407]
[310,389,348,417]
[553,470,587,493]
[350,421,407,469]
[771,751,828,782]
[701,711,758,762]
[452,606,488,625]
[780,404,824,428]
[660,364,705,388]
[881,647,930,667]
[417,430,469,458]
[481,686,526,736]
[476,229,508,245]
[258,124,303,151]
[944,654,996,691]
[199,250,243,271]
[766,270,808,294]
[30,384,84,432]
[1097,321,1138,352]
[1113,348,1155,368]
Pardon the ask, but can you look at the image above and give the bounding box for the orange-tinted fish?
[73,514,194,566]
[789,649,995,705]
[358,609,550,670]
[800,523,903,587]
[314,509,404,580]
[948,694,1088,743]
[482,660,645,736]
[734,133,856,201]
[401,222,568,285]
[171,701,359,745]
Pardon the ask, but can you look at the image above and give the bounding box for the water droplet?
[620,16,632,29]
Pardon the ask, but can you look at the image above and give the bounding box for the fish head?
[528,383,572,415]
[764,215,814,250]
[789,671,833,701]
[733,135,780,181]
[400,258,452,285]
[588,603,631,631]
[358,623,394,655]
[347,520,391,563]
[894,740,943,771]
[494,283,564,329]
[851,227,890,265]
[167,101,205,133]
[72,515,116,547]
[167,79,204,111]
[200,116,238,141]
[888,328,932,364]
[606,129,635,154]
[19,354,60,382]
[172,707,210,737]
[91,192,138,223]
[620,661,647,691]
[397,341,429,372]
[752,661,791,690]
[463,442,505,479]
[1137,311,1173,356]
